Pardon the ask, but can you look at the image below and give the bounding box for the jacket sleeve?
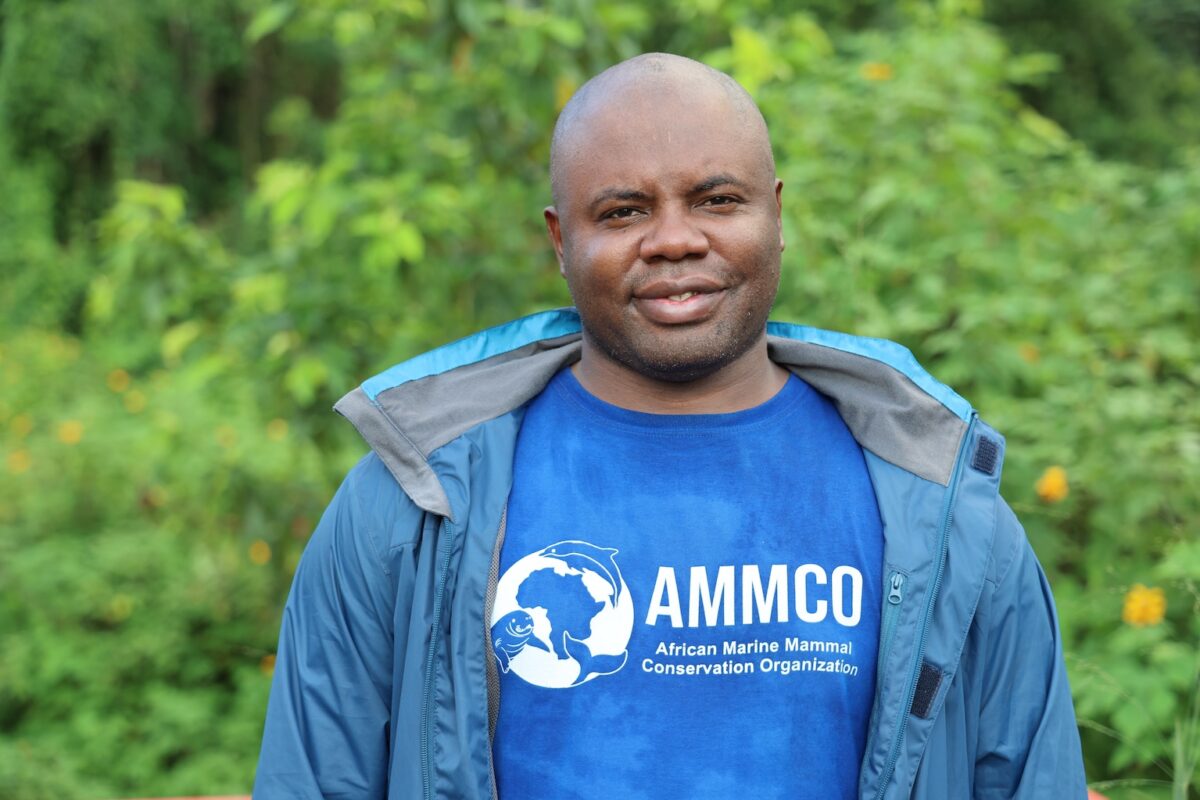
[253,454,403,799]
[973,498,1088,799]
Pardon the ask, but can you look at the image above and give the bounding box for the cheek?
[720,226,782,278]
[573,238,635,289]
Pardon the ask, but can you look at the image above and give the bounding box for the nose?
[638,206,710,263]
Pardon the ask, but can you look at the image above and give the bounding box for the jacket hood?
[334,308,973,520]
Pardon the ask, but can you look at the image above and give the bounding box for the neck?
[571,336,789,414]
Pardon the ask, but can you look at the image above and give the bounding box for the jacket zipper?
[422,517,457,800]
[879,572,905,671]
[859,570,906,791]
[873,414,976,800]
[487,505,509,800]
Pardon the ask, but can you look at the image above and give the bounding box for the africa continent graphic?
[490,540,634,689]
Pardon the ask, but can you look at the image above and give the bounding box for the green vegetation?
[1,0,1197,797]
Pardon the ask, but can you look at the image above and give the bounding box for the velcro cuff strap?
[971,436,999,475]
[910,661,943,719]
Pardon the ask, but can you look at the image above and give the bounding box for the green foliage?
[0,738,88,800]
[1,0,1197,796]
[0,328,339,793]
[986,0,1200,165]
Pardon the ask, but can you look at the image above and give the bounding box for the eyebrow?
[691,174,749,194]
[587,188,651,216]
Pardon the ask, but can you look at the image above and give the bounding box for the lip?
[632,276,727,325]
[633,276,725,300]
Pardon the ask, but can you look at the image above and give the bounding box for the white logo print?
[491,540,634,688]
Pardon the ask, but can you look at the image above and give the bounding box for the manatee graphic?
[538,540,624,605]
[563,631,628,686]
[491,610,547,673]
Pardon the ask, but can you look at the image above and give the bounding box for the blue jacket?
[254,309,1087,799]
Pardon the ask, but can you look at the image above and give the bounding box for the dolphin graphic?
[563,631,627,686]
[490,610,547,673]
[539,540,623,605]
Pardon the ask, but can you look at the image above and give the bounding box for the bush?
[1,0,1197,795]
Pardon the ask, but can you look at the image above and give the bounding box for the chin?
[599,329,765,384]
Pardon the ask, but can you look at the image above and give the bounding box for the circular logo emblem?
[490,539,633,688]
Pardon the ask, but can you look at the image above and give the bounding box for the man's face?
[546,86,784,383]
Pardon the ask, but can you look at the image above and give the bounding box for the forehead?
[556,84,768,199]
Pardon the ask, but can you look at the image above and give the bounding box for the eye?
[601,207,642,221]
[702,195,738,208]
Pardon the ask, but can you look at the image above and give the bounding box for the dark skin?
[545,56,789,414]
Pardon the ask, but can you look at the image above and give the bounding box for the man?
[254,54,1087,798]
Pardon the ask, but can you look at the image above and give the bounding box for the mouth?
[632,277,727,325]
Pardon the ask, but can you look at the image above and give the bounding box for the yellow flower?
[1035,465,1069,503]
[108,594,134,622]
[861,62,894,81]
[50,335,80,361]
[106,368,131,393]
[6,449,31,474]
[141,485,168,510]
[555,75,579,111]
[9,413,33,439]
[266,418,289,441]
[451,36,474,75]
[57,420,84,445]
[249,539,272,565]
[1122,584,1166,627]
[216,424,237,449]
[123,390,147,414]
[260,653,277,676]
[1018,342,1040,364]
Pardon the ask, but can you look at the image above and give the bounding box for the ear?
[774,179,785,252]
[545,206,566,276]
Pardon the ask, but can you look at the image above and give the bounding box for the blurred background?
[1,0,1197,797]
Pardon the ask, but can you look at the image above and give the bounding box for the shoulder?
[310,452,427,572]
[973,492,1063,665]
[985,496,1027,589]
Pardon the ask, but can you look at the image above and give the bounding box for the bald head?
[549,53,774,210]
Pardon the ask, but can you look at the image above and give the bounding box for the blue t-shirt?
[492,369,883,799]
